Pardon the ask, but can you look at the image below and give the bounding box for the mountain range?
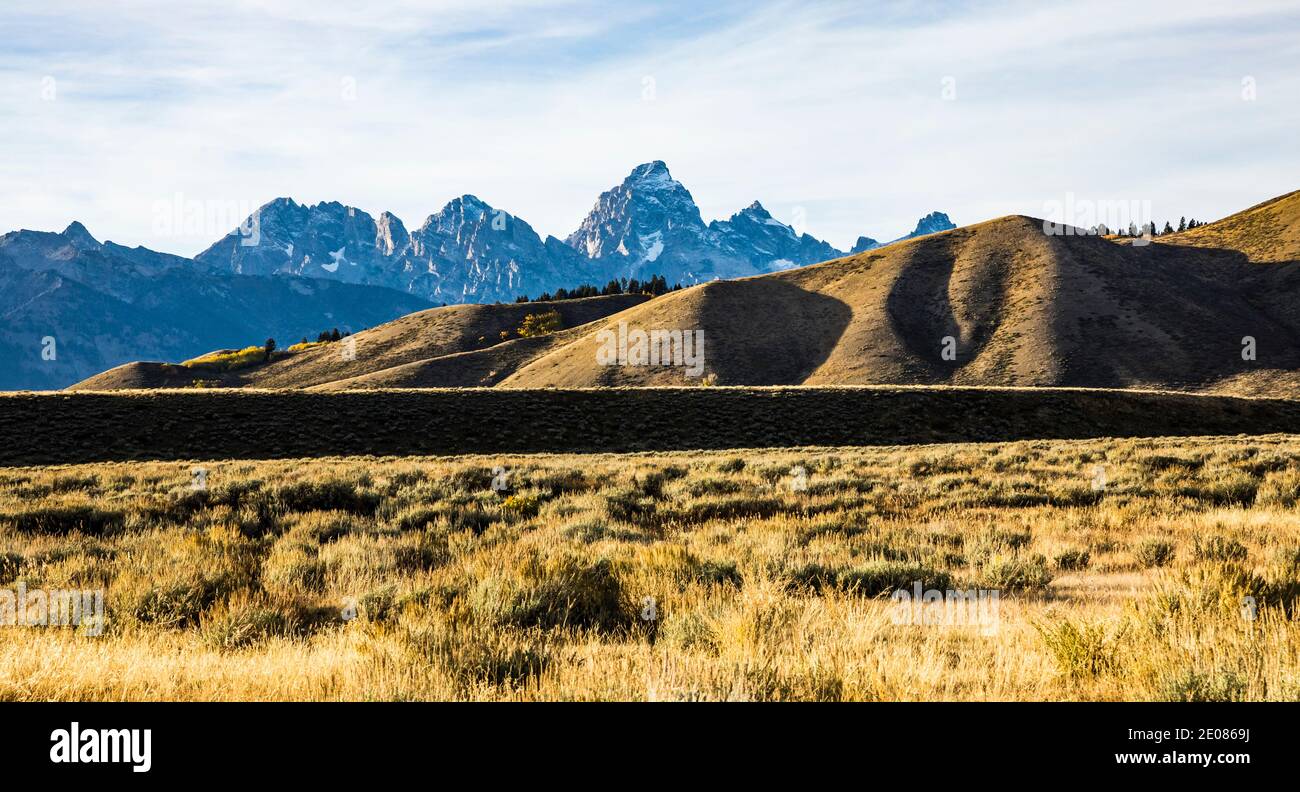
[72,188,1300,398]
[0,223,432,390]
[1,161,951,389]
[195,160,952,302]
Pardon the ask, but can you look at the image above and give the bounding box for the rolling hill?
[494,212,1298,390]
[1160,189,1300,263]
[71,189,1300,396]
[70,294,649,390]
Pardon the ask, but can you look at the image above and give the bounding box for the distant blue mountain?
[0,223,430,389]
[850,212,956,253]
[197,161,953,301]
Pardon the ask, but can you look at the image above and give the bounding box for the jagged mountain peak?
[564,161,707,271]
[851,211,957,253]
[256,196,303,215]
[310,201,373,224]
[192,162,951,303]
[375,212,409,256]
[422,195,501,228]
[625,160,674,184]
[618,161,696,207]
[62,221,100,249]
[913,211,955,236]
[450,194,491,210]
[851,235,880,254]
[422,195,533,239]
[252,197,372,226]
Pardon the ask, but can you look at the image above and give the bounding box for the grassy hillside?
[69,294,649,391]
[503,214,1300,390]
[1161,189,1300,263]
[6,386,1300,465]
[296,190,1300,396]
[3,435,1299,700]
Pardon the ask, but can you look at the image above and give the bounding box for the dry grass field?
[3,434,1300,701]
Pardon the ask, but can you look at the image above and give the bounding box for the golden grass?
[1162,189,1300,263]
[182,346,267,372]
[2,434,1300,701]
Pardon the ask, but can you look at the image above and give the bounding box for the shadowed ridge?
[66,361,198,391]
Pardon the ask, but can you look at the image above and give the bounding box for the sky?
[1,0,1298,256]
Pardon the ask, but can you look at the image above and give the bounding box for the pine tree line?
[312,328,352,343]
[1101,216,1208,238]
[515,275,683,304]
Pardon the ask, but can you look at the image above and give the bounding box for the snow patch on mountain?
[642,231,664,263]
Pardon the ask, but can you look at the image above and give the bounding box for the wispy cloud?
[1,0,1297,254]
